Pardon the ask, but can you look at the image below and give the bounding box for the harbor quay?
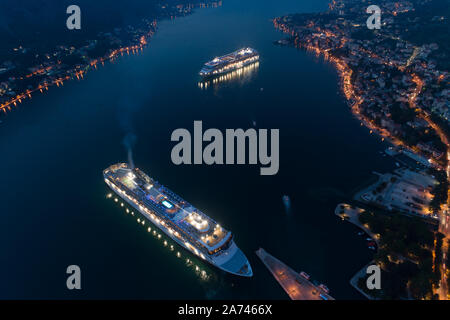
[256,248,334,300]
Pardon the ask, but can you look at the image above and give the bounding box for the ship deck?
[202,48,258,69]
[104,163,231,253]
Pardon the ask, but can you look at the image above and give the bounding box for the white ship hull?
[199,47,259,77]
[105,177,252,277]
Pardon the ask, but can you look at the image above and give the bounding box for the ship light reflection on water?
[106,193,211,282]
[198,61,259,89]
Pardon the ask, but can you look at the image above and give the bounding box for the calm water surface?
[0,0,395,299]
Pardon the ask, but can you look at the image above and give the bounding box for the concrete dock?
[256,248,334,300]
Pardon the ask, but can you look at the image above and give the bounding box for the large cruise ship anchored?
[199,47,259,77]
[104,163,253,277]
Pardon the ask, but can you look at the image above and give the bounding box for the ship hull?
[199,47,259,78]
[200,57,259,78]
[105,177,252,277]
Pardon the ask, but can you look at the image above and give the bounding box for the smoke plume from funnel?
[116,74,148,170]
[128,149,134,169]
[123,132,137,169]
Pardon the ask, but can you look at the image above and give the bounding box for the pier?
[256,248,334,300]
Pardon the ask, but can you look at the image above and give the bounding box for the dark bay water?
[0,0,395,299]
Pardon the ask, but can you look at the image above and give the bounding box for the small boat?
[282,195,291,211]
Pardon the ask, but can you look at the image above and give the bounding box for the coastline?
[334,204,379,246]
[0,2,223,117]
[272,27,423,168]
[0,0,447,300]
[272,13,448,174]
[273,1,449,299]
[0,26,154,115]
[349,261,377,300]
[334,203,379,300]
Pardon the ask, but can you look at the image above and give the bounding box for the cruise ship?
[103,163,253,277]
[199,47,259,77]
